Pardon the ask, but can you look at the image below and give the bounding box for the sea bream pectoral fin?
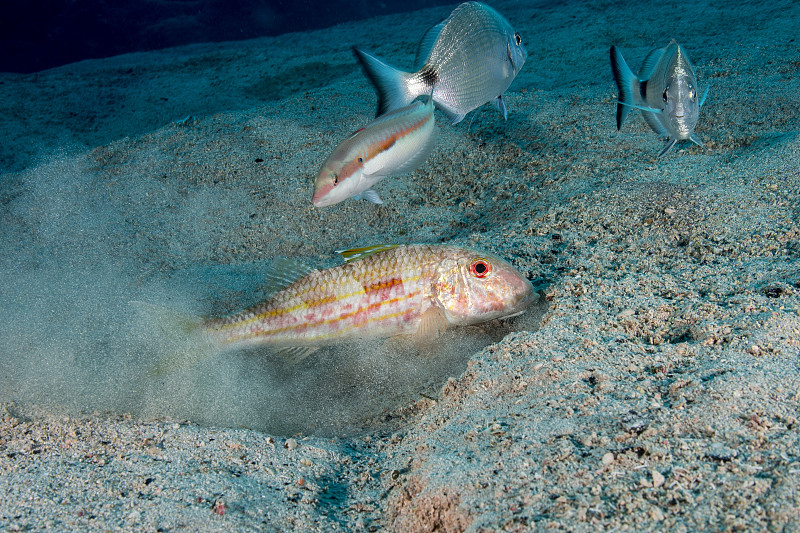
[493,95,508,120]
[658,138,678,158]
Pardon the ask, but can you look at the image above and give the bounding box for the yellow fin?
[336,244,399,263]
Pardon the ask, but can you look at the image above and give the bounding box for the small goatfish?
[610,40,708,157]
[312,95,436,207]
[142,244,534,371]
[353,1,527,124]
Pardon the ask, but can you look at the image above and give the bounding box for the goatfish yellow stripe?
[222,289,422,344]
[212,272,424,336]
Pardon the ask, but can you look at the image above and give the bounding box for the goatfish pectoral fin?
[131,300,218,377]
[385,307,450,355]
[415,307,450,340]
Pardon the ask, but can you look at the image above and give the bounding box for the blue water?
[0,0,452,73]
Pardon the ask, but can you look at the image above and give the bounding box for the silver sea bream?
[354,1,527,124]
[610,40,708,157]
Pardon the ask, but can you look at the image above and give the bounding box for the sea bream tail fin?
[610,45,639,130]
[131,300,219,377]
[353,47,417,117]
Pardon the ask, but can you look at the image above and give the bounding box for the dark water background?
[0,0,453,73]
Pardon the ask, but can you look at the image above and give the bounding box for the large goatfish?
[610,40,708,157]
[143,244,534,371]
[353,1,527,124]
[312,95,436,207]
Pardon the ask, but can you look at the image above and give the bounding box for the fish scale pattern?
[205,245,443,347]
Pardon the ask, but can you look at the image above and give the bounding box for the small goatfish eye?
[514,32,522,46]
[662,88,669,103]
[469,259,491,278]
[332,174,339,185]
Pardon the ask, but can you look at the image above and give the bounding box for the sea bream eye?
[514,32,522,46]
[469,259,491,278]
[688,85,696,101]
[662,88,669,103]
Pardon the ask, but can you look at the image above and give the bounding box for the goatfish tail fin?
[131,300,218,377]
[353,47,416,116]
[610,45,639,130]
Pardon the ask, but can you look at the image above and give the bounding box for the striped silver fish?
[142,244,534,370]
[312,96,436,207]
[354,1,527,124]
[611,40,708,157]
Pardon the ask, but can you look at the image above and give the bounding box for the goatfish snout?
[312,96,436,207]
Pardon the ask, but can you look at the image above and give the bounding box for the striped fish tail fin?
[131,300,219,376]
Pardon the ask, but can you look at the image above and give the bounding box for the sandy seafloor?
[2,0,800,530]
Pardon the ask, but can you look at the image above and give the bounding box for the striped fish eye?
[469,259,492,278]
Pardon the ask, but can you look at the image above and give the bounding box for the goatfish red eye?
[469,258,491,278]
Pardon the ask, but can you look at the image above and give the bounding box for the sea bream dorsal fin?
[261,257,316,294]
[336,244,400,263]
[415,20,445,69]
[638,44,669,81]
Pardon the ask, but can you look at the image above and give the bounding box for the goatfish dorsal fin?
[261,257,316,294]
[336,244,400,263]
